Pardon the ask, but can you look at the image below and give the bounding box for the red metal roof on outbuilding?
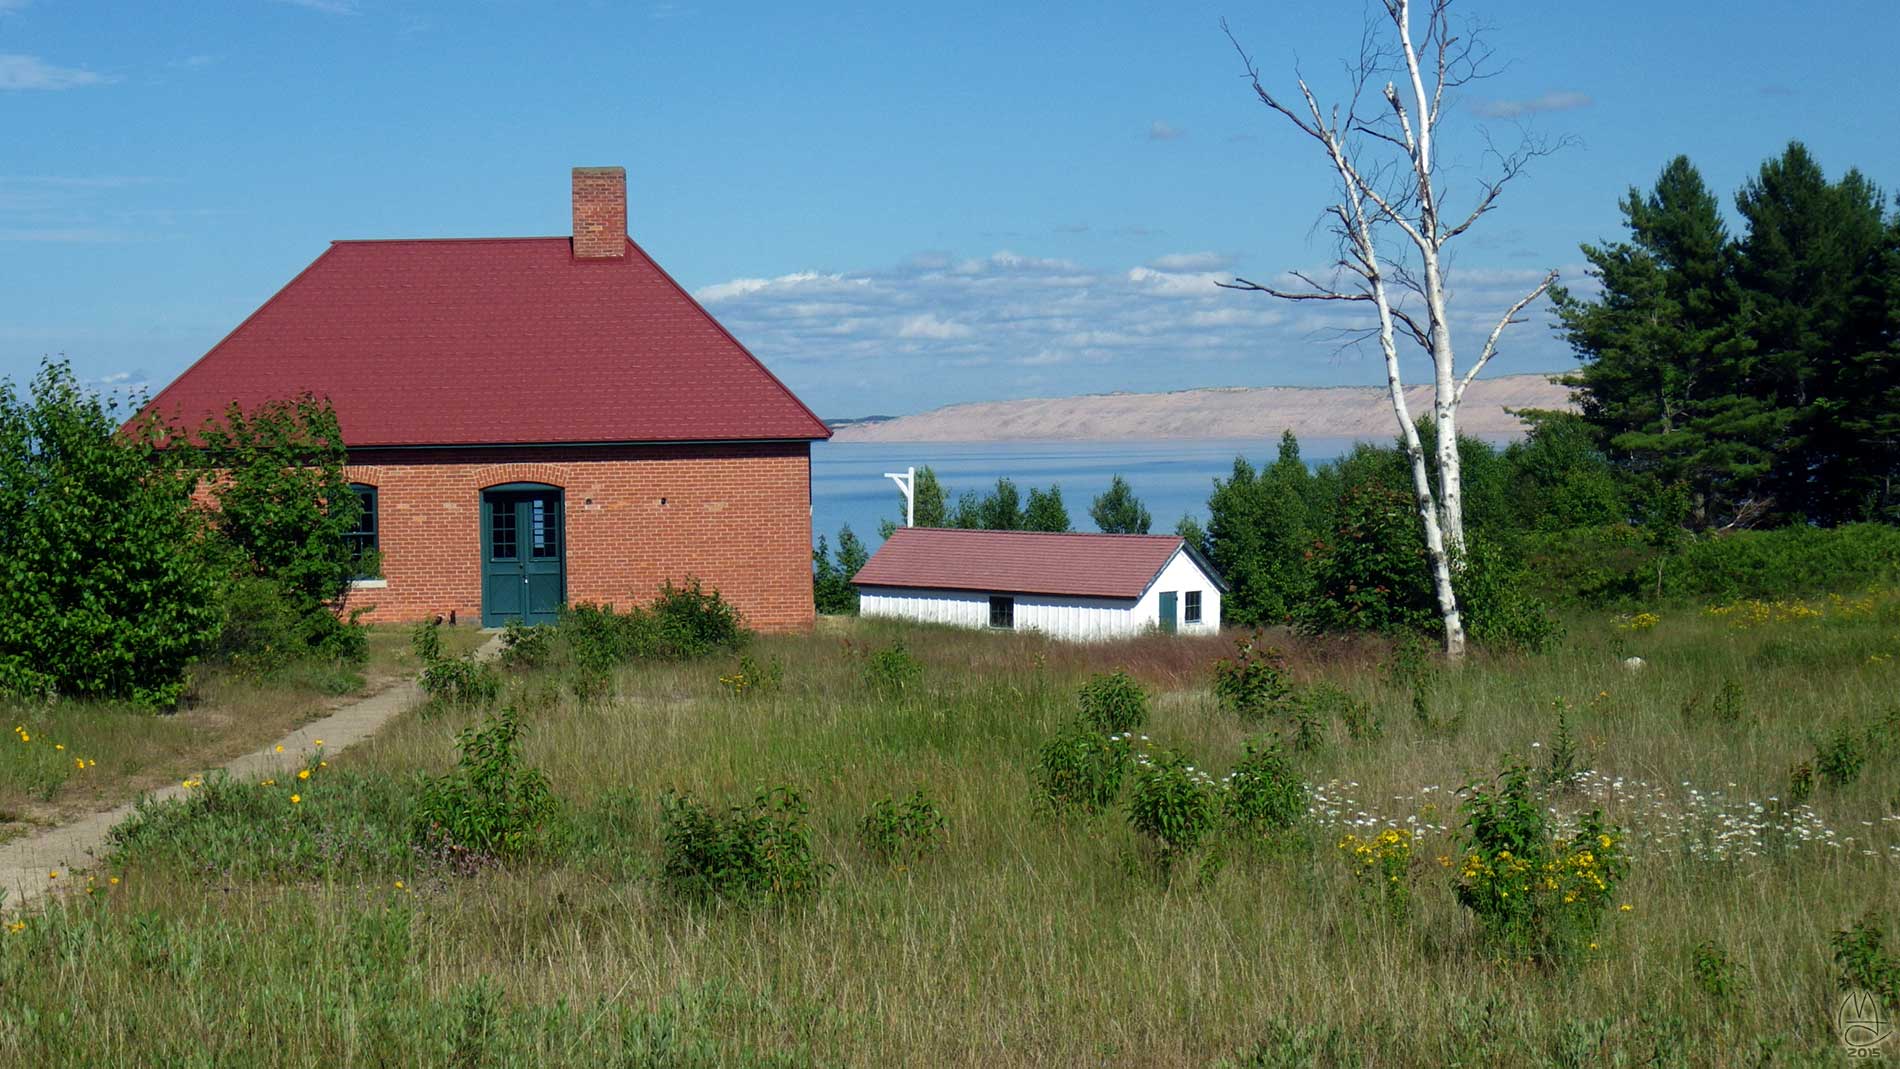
[851,528,1218,600]
[144,237,830,447]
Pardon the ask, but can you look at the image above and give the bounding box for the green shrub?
[718,653,784,699]
[1212,633,1292,723]
[1303,682,1381,741]
[1682,678,1749,726]
[1831,914,1900,1012]
[558,601,638,673]
[413,706,558,861]
[498,622,554,670]
[194,393,369,667]
[1629,523,1900,605]
[1301,482,1437,636]
[412,621,499,711]
[863,641,923,697]
[1458,538,1564,654]
[0,360,222,706]
[1690,940,1746,1008]
[1033,724,1130,816]
[1076,670,1149,734]
[648,578,748,659]
[1454,762,1629,966]
[658,785,827,906]
[1127,749,1218,865]
[859,789,947,863]
[1222,739,1307,839]
[1815,726,1868,789]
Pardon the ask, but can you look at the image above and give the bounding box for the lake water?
[811,438,1370,546]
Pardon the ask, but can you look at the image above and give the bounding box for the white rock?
[1622,656,1647,672]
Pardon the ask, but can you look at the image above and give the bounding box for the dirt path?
[0,632,502,913]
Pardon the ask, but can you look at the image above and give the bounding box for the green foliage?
[659,786,827,906]
[813,525,870,615]
[1206,433,1321,626]
[647,579,749,660]
[1023,484,1072,533]
[1033,724,1130,816]
[498,622,554,671]
[1305,682,1381,741]
[1457,539,1564,654]
[194,394,368,667]
[858,789,946,863]
[718,653,783,699]
[1831,914,1900,1012]
[1212,633,1292,723]
[1814,726,1868,789]
[413,706,558,861]
[862,641,923,696]
[1222,739,1307,840]
[1689,940,1746,1009]
[1075,670,1148,734]
[413,621,499,711]
[1089,475,1152,535]
[976,477,1023,531]
[1126,749,1218,865]
[1557,144,1900,526]
[1643,523,1900,603]
[1302,481,1436,636]
[1682,677,1749,726]
[0,360,221,705]
[1455,763,1630,965]
[1541,700,1588,789]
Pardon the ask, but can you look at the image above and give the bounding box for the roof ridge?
[898,527,1181,540]
[328,236,570,245]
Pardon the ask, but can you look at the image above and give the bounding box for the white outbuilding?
[851,528,1225,640]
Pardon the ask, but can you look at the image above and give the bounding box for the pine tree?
[1089,475,1152,534]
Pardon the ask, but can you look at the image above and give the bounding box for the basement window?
[346,483,380,580]
[989,595,1015,630]
[1185,590,1203,624]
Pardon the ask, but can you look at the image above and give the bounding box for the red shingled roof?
[852,528,1222,599]
[145,237,830,447]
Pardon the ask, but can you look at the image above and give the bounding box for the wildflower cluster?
[1455,763,1630,965]
[718,653,783,699]
[1704,597,1825,628]
[13,722,97,772]
[1337,826,1414,922]
[1617,612,1662,632]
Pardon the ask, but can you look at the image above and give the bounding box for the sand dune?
[829,374,1574,442]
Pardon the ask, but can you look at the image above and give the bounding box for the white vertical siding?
[858,543,1224,642]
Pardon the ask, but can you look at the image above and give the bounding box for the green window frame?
[1184,590,1202,624]
[346,483,380,579]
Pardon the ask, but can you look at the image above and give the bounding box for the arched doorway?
[480,483,565,627]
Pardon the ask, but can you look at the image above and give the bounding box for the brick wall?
[341,440,814,632]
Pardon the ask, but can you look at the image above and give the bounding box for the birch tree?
[1220,0,1558,661]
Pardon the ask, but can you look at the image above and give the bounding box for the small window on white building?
[989,595,1015,629]
[1185,590,1203,624]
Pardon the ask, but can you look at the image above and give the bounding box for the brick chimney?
[571,166,627,259]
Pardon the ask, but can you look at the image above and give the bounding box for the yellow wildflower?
[298,769,311,781]
[1619,903,1632,912]
[290,794,301,805]
[274,745,284,753]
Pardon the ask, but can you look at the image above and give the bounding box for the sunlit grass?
[5,603,1898,1065]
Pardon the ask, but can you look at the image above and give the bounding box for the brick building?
[146,167,830,630]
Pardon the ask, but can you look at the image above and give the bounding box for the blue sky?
[3,1,1896,418]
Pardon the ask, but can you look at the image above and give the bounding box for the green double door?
[481,486,565,627]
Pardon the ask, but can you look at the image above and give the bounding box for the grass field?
[0,624,485,839]
[2,600,1896,1066]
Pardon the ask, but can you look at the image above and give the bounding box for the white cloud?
[1471,91,1593,120]
[1147,120,1184,141]
[1147,251,1234,273]
[896,314,973,340]
[272,0,358,13]
[699,249,1577,415]
[0,54,111,90]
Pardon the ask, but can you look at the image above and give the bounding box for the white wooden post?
[883,466,915,527]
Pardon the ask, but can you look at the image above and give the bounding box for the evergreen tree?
[812,524,870,615]
[912,466,947,527]
[1023,484,1072,532]
[1089,475,1152,534]
[1175,514,1209,558]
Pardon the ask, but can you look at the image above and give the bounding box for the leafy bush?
[1831,914,1900,1013]
[498,622,553,670]
[1126,749,1218,865]
[1212,633,1292,723]
[1814,725,1868,789]
[859,789,947,863]
[194,394,369,667]
[718,653,784,699]
[1690,940,1746,1008]
[863,641,923,697]
[1223,739,1307,839]
[1301,483,1436,635]
[647,579,748,659]
[412,706,558,861]
[1454,763,1629,966]
[1303,682,1381,741]
[1033,724,1130,816]
[0,360,222,706]
[1457,538,1564,654]
[1076,670,1149,734]
[659,785,827,906]
[1682,677,1749,726]
[412,621,499,711]
[558,601,638,674]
